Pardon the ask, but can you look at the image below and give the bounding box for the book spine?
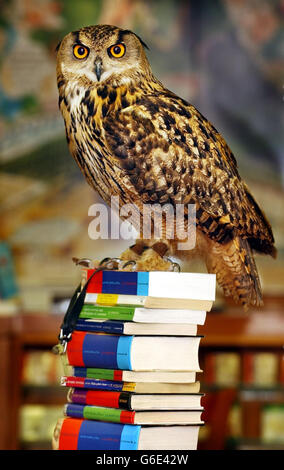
[86,269,149,296]
[76,319,125,334]
[61,376,124,391]
[73,367,123,382]
[66,331,134,369]
[80,304,136,321]
[73,367,123,381]
[204,352,216,385]
[70,388,132,410]
[62,376,136,392]
[85,293,146,307]
[64,404,135,424]
[59,418,141,450]
[242,352,254,385]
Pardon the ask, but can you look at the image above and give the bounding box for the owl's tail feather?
[206,236,263,309]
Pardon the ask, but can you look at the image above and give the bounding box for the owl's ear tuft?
[122,30,149,50]
[55,40,62,53]
[133,33,149,51]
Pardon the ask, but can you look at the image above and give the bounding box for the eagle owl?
[56,24,276,308]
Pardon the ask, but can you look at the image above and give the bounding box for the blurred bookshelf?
[198,296,284,450]
[0,313,65,450]
[0,296,283,450]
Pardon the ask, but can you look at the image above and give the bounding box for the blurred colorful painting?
[0,0,283,311]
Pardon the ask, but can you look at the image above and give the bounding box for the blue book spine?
[82,378,125,391]
[75,333,134,370]
[73,367,87,377]
[76,319,125,334]
[65,403,84,418]
[76,420,141,450]
[100,271,149,295]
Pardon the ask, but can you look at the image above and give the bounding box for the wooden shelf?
[0,312,64,449]
[20,440,53,450]
[199,309,284,347]
[12,313,63,346]
[21,385,67,405]
[236,439,284,450]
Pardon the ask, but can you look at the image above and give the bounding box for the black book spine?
[118,392,133,410]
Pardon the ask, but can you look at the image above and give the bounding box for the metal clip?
[56,329,72,354]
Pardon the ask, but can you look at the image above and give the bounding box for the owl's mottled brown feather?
[103,90,275,248]
[56,24,276,308]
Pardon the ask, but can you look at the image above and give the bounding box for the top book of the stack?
[82,269,216,312]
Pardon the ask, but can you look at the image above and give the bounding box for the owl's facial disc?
[56,26,150,87]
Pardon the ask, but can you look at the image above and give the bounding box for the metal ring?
[122,260,137,271]
[164,257,181,272]
[170,262,181,272]
[99,257,111,266]
[100,257,122,270]
[72,257,93,267]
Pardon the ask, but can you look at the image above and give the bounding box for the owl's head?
[56,24,151,89]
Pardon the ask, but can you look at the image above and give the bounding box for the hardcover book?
[67,388,204,410]
[70,366,200,383]
[64,403,204,425]
[83,270,216,311]
[65,366,201,383]
[53,417,202,450]
[79,304,207,325]
[66,331,202,371]
[75,318,198,335]
[61,376,201,394]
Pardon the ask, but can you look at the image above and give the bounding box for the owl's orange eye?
[108,43,126,58]
[73,44,89,59]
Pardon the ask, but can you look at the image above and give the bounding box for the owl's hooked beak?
[94,59,103,82]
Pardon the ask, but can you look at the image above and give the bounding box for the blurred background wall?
[0,0,283,313]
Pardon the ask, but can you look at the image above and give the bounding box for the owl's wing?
[102,90,275,254]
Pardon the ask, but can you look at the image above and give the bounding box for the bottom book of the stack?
[52,417,203,450]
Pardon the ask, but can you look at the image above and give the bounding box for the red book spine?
[85,390,121,408]
[59,418,82,450]
[113,370,123,381]
[120,410,135,424]
[66,331,86,367]
[63,376,86,387]
[86,269,103,293]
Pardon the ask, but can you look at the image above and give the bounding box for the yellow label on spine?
[96,293,119,305]
[122,383,136,392]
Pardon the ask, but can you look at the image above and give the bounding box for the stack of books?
[53,269,216,450]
